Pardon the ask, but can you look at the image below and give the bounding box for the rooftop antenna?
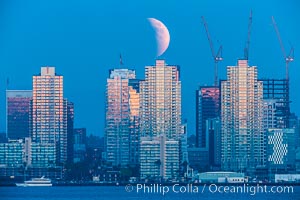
[119,53,124,68]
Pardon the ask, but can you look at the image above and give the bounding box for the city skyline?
[0,58,298,181]
[0,1,299,136]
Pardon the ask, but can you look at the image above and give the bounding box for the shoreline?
[2,182,300,187]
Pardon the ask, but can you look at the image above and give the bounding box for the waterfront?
[1,186,299,200]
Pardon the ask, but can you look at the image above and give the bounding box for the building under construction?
[260,78,290,128]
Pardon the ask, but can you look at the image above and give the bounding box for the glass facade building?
[206,118,221,167]
[196,86,220,148]
[105,69,140,167]
[6,90,32,140]
[128,79,140,165]
[195,86,220,169]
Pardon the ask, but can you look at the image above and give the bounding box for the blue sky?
[0,0,299,136]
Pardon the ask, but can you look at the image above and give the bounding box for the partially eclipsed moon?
[147,18,170,57]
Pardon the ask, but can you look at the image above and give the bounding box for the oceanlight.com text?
[125,183,294,196]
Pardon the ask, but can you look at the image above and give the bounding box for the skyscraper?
[128,79,141,165]
[196,86,220,169]
[30,67,67,164]
[221,60,264,171]
[140,59,181,180]
[140,59,181,139]
[105,69,139,167]
[196,86,220,148]
[6,90,32,140]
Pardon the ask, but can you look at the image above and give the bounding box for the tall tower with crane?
[270,16,294,128]
[201,16,223,86]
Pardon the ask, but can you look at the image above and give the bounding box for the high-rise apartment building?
[140,59,181,179]
[30,67,67,164]
[140,59,181,139]
[105,69,140,167]
[221,60,264,171]
[6,90,32,140]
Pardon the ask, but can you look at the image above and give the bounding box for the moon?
[147,18,170,57]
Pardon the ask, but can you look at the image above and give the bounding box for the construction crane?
[244,10,253,60]
[201,16,223,86]
[271,16,294,80]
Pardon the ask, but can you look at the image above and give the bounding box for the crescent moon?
[147,18,170,57]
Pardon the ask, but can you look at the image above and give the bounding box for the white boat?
[16,176,52,187]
